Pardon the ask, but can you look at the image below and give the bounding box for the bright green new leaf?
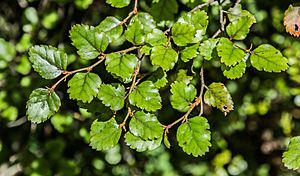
[199,38,219,61]
[90,118,122,151]
[177,116,211,157]
[170,81,196,112]
[26,88,61,123]
[175,69,193,85]
[171,22,196,46]
[223,61,247,79]
[250,44,288,72]
[181,44,199,62]
[106,0,130,8]
[124,132,162,152]
[164,133,171,149]
[125,13,156,44]
[228,4,256,23]
[147,68,168,88]
[105,53,138,83]
[97,84,125,111]
[70,24,109,60]
[68,73,102,103]
[217,37,246,66]
[150,45,178,71]
[96,16,123,42]
[129,111,163,140]
[146,28,168,46]
[178,10,208,43]
[129,81,162,111]
[140,45,152,55]
[283,136,300,170]
[28,45,68,79]
[150,0,178,21]
[204,82,234,114]
[226,16,253,40]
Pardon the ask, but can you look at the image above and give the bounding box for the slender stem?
[115,46,141,54]
[199,66,205,116]
[128,61,141,95]
[212,29,221,38]
[119,107,132,130]
[191,0,214,12]
[120,0,138,25]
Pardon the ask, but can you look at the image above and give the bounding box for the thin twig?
[191,0,214,12]
[119,107,132,130]
[199,66,205,116]
[120,0,138,25]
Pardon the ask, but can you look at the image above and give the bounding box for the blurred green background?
[1,0,300,175]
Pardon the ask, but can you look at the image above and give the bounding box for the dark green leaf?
[223,61,247,79]
[177,116,211,157]
[129,111,163,140]
[170,81,196,112]
[124,132,162,152]
[70,24,109,60]
[129,81,162,111]
[26,88,61,123]
[106,0,130,8]
[171,23,196,46]
[105,53,138,83]
[181,44,199,62]
[204,82,234,114]
[28,45,67,79]
[68,73,102,103]
[217,37,246,66]
[150,45,178,71]
[150,0,178,21]
[250,44,288,72]
[283,136,300,170]
[90,118,122,151]
[97,84,125,111]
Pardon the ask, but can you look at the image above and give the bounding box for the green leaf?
[181,44,199,62]
[146,28,168,46]
[28,45,68,79]
[178,10,208,43]
[140,45,152,55]
[175,69,193,85]
[96,16,123,42]
[97,84,125,111]
[68,73,102,103]
[150,45,178,71]
[70,24,109,60]
[105,53,138,83]
[150,0,178,21]
[90,118,122,151]
[204,82,234,114]
[199,38,219,61]
[125,13,156,44]
[106,0,130,8]
[129,111,163,140]
[26,88,61,123]
[129,81,162,111]
[170,81,197,112]
[0,38,16,63]
[226,16,253,40]
[124,132,162,152]
[217,37,246,66]
[223,62,247,79]
[164,133,171,149]
[283,136,300,170]
[147,68,168,88]
[250,44,288,72]
[171,23,196,46]
[177,116,211,157]
[228,4,256,23]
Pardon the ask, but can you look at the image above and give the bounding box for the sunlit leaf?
[68,73,102,103]
[26,88,61,123]
[226,16,253,40]
[177,116,211,157]
[171,22,196,46]
[28,45,67,79]
[228,4,256,24]
[181,44,199,62]
[150,45,178,71]
[199,38,219,61]
[124,132,162,152]
[106,0,130,8]
[96,16,123,42]
[90,118,122,151]
[283,136,300,170]
[146,28,168,46]
[147,68,168,88]
[223,61,247,79]
[97,84,125,111]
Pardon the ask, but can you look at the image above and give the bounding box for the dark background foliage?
[1,0,300,175]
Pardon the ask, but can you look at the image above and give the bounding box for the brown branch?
[119,107,132,130]
[120,0,139,25]
[191,0,214,12]
[199,66,205,116]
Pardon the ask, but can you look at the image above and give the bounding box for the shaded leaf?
[147,68,168,88]
[150,45,178,71]
[90,118,122,151]
[97,84,125,111]
[171,23,196,46]
[106,0,130,8]
[105,53,138,83]
[199,38,219,61]
[68,73,102,103]
[124,132,162,152]
[28,45,67,79]
[129,111,163,140]
[217,37,246,66]
[204,82,234,114]
[129,81,162,111]
[150,0,178,21]
[223,61,247,79]
[26,88,61,123]
[70,24,109,60]
[250,44,288,72]
[177,116,211,157]
[181,44,199,62]
[283,136,300,170]
[170,81,196,112]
